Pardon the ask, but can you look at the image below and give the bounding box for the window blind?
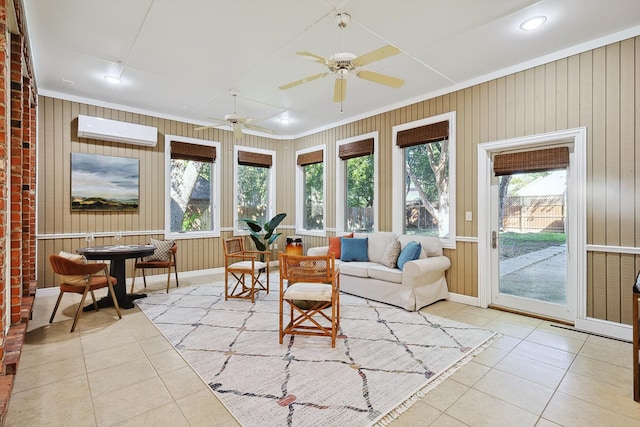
[297,149,323,166]
[396,121,449,148]
[493,146,569,176]
[237,150,272,168]
[171,141,216,162]
[338,138,374,160]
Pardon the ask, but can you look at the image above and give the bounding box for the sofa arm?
[402,256,451,286]
[307,246,329,256]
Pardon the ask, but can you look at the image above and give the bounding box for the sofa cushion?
[380,241,401,269]
[397,241,422,270]
[367,265,403,284]
[328,232,353,258]
[397,235,443,258]
[355,232,396,264]
[338,261,377,278]
[341,237,369,262]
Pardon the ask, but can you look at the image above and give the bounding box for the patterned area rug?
[136,278,497,427]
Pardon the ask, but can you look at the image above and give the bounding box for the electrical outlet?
[273,243,278,250]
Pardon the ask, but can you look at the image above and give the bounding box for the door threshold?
[488,304,574,326]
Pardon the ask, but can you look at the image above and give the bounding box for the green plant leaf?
[267,232,282,246]
[264,213,287,239]
[241,219,263,233]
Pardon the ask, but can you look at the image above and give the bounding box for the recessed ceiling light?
[280,118,290,124]
[104,75,122,84]
[520,16,547,31]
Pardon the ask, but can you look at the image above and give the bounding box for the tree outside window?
[165,136,220,239]
[393,113,456,248]
[404,140,449,237]
[296,146,325,236]
[170,160,212,232]
[234,147,276,234]
[237,164,268,227]
[345,154,374,231]
[303,162,324,230]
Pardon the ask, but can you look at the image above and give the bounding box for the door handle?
[492,231,498,249]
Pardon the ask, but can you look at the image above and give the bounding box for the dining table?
[76,244,156,310]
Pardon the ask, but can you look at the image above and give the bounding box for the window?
[336,132,378,232]
[392,112,456,249]
[234,146,276,233]
[296,146,325,236]
[165,135,220,239]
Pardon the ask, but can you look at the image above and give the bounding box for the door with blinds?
[490,146,572,321]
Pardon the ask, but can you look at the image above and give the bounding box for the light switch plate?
[465,211,473,221]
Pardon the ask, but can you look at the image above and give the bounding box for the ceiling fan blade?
[233,125,244,139]
[244,123,276,134]
[296,51,329,65]
[333,78,347,103]
[356,70,404,88]
[194,125,213,131]
[353,45,401,67]
[279,72,329,90]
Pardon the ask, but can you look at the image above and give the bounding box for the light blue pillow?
[341,237,369,262]
[397,241,421,270]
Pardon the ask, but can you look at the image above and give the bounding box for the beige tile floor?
[5,271,640,427]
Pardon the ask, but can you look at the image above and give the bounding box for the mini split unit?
[77,115,158,147]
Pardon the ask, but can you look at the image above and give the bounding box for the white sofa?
[307,232,450,311]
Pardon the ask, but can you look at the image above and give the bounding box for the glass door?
[491,169,571,321]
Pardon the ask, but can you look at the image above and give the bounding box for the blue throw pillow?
[341,237,369,262]
[397,241,422,270]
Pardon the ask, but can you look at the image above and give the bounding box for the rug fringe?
[371,332,502,427]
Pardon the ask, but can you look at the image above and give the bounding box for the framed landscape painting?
[71,153,139,211]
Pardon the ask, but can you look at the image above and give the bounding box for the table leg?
[83,259,146,311]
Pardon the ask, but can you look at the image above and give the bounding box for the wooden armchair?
[278,252,340,347]
[49,254,122,332]
[130,240,179,293]
[222,237,270,302]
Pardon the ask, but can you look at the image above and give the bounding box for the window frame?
[391,111,456,249]
[336,131,379,233]
[233,145,277,236]
[164,134,221,240]
[295,144,326,237]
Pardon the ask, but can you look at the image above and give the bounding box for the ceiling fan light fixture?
[520,16,547,31]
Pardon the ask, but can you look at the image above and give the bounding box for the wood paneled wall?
[37,36,640,326]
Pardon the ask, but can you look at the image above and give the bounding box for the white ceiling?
[23,0,640,138]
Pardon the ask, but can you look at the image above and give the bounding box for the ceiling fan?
[279,13,404,104]
[195,90,276,139]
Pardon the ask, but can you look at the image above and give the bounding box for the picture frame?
[71,153,139,211]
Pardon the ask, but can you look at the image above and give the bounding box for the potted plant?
[241,213,287,253]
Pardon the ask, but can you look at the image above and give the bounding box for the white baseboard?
[448,292,481,307]
[575,317,632,342]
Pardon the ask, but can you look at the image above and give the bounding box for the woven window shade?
[396,121,449,148]
[237,150,272,168]
[171,141,216,162]
[494,147,569,176]
[339,138,374,160]
[297,149,323,166]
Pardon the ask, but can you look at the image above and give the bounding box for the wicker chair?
[222,237,270,302]
[278,252,340,347]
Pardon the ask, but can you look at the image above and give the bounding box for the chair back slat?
[279,253,335,283]
[223,237,245,256]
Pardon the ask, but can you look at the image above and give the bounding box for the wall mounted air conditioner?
[77,115,158,147]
